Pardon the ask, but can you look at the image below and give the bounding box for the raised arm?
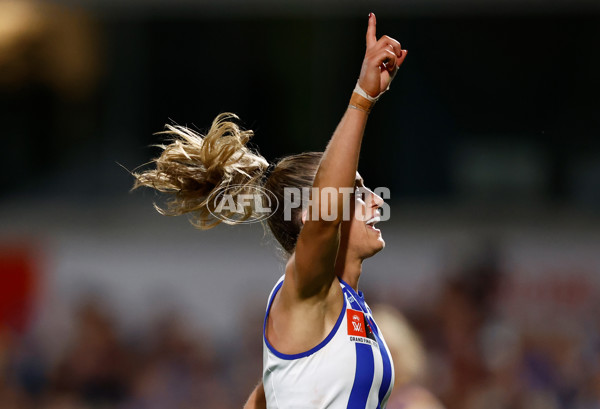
[291,13,407,297]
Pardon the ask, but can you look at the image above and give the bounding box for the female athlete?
[133,13,407,409]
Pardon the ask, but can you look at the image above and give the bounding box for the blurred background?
[1,0,599,408]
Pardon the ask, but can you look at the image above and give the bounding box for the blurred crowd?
[0,299,262,409]
[1,246,599,409]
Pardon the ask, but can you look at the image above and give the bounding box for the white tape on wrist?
[353,82,380,102]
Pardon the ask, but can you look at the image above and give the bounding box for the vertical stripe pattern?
[342,282,395,409]
[263,277,395,409]
[375,330,393,404]
[347,342,375,409]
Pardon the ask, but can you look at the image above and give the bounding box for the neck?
[335,252,364,292]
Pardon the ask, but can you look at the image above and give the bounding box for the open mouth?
[365,216,381,232]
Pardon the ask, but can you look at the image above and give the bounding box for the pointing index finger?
[366,12,377,48]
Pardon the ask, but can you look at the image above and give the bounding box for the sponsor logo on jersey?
[347,309,378,346]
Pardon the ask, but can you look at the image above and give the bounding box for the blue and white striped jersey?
[263,275,395,408]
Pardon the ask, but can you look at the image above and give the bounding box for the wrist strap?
[353,82,380,102]
[349,92,375,114]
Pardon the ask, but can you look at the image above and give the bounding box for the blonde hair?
[132,113,323,254]
[372,305,427,386]
[132,113,269,229]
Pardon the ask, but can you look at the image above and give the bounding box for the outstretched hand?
[358,13,407,98]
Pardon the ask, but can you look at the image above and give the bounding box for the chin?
[374,237,385,252]
[364,237,385,259]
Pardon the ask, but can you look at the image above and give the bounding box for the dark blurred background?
[1,0,599,408]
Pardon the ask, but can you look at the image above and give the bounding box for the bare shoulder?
[265,256,344,355]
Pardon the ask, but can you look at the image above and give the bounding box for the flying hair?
[131,112,269,229]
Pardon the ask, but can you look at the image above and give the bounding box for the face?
[340,172,385,259]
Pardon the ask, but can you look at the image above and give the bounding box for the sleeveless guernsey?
[262,275,395,408]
